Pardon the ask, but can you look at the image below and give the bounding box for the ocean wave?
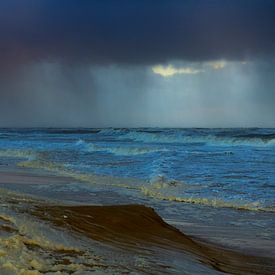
[17,159,275,213]
[75,139,86,146]
[141,184,275,212]
[98,128,129,135]
[148,175,189,189]
[76,139,167,156]
[88,144,167,156]
[45,128,101,134]
[0,149,35,160]
[119,131,275,146]
[0,149,54,165]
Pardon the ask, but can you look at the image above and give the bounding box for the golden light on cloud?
[152,65,202,77]
[207,60,227,70]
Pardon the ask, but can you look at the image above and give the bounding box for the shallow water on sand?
[0,182,274,275]
[0,184,224,274]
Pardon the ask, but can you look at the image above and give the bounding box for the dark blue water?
[0,128,274,212]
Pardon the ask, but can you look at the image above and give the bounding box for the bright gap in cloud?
[152,65,203,77]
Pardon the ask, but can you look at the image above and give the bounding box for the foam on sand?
[0,212,107,274]
[0,190,136,274]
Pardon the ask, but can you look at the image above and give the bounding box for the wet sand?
[0,169,275,274]
[0,170,72,186]
[30,204,275,274]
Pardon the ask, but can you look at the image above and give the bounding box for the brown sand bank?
[31,204,275,274]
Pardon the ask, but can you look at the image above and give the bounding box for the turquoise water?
[0,128,274,212]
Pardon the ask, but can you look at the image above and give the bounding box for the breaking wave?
[15,159,275,213]
[141,183,275,212]
[76,139,167,156]
[0,149,35,160]
[119,131,275,146]
[87,144,167,156]
[98,128,129,135]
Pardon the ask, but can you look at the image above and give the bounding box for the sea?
[0,128,274,274]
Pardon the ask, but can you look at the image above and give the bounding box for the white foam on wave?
[89,144,167,156]
[0,149,36,161]
[119,131,275,146]
[141,175,275,212]
[98,128,128,135]
[75,139,167,156]
[75,139,86,146]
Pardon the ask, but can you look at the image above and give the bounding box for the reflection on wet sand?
[0,170,274,274]
[32,204,275,274]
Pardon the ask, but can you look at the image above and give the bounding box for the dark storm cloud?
[0,0,275,67]
[0,0,274,128]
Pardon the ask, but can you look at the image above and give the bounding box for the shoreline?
[0,169,274,274]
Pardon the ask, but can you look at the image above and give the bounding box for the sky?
[0,0,274,127]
